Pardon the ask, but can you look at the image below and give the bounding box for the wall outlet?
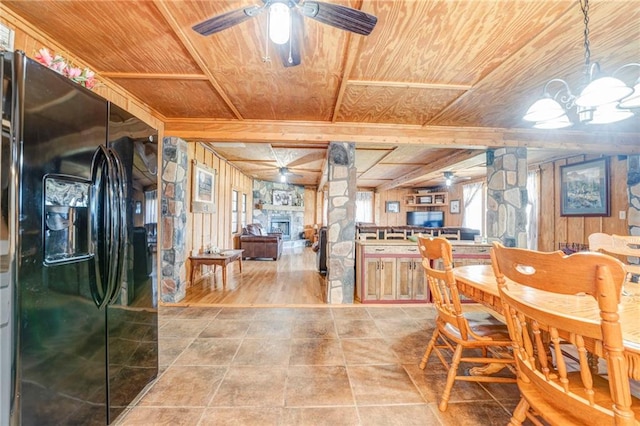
[619,211,626,220]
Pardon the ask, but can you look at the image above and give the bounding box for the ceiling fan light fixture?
[444,171,454,187]
[268,2,291,45]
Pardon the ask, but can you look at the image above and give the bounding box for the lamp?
[523,0,638,128]
[268,1,291,45]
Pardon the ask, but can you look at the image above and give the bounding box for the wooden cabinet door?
[397,258,429,301]
[379,258,396,300]
[364,258,381,300]
[411,260,428,300]
[396,258,414,300]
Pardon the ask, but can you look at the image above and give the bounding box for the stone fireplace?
[252,180,305,244]
[270,214,291,240]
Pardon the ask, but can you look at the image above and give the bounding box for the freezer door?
[0,51,13,426]
[13,51,110,425]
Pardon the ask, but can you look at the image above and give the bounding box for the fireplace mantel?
[258,205,304,212]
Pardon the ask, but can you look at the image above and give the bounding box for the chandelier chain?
[581,0,591,69]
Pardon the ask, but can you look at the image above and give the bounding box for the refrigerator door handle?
[106,148,127,305]
[90,145,116,310]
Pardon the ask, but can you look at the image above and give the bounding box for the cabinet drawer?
[364,245,419,255]
[451,245,490,255]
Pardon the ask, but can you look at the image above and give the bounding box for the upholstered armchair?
[240,223,283,260]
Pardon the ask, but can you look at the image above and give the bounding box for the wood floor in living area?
[178,247,328,305]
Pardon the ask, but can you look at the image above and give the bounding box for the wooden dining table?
[453,264,640,380]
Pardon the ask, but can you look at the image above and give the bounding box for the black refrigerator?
[0,50,158,425]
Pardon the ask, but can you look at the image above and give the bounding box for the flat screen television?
[406,211,444,227]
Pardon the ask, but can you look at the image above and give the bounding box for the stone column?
[629,155,640,237]
[326,142,357,304]
[160,136,188,303]
[486,148,528,247]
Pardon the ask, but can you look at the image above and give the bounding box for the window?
[462,182,485,235]
[231,190,238,233]
[241,193,247,228]
[144,190,157,224]
[355,191,373,223]
[526,170,540,249]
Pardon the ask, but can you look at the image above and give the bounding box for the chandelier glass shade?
[523,0,638,129]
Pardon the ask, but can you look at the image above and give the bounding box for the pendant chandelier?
[523,0,639,129]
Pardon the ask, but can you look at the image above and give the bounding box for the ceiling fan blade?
[192,5,263,36]
[276,11,303,67]
[300,1,377,36]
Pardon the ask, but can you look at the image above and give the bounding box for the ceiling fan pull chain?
[263,8,271,62]
[288,11,293,64]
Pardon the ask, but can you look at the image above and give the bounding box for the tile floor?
[115,304,524,425]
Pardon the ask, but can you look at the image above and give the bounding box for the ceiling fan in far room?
[191,0,378,67]
[278,166,302,182]
[443,171,471,187]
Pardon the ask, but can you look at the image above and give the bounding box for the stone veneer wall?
[160,137,188,303]
[486,147,528,247]
[629,155,640,236]
[252,179,305,239]
[326,142,357,304]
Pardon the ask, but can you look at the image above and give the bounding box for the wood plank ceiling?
[3,0,639,188]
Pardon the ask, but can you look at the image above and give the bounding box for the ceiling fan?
[278,167,302,182]
[192,0,378,67]
[443,171,471,187]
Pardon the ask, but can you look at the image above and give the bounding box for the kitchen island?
[355,240,491,303]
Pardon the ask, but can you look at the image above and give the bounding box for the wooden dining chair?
[611,234,640,277]
[590,232,640,279]
[588,232,614,252]
[438,229,461,240]
[416,236,516,412]
[491,243,639,425]
[384,228,406,240]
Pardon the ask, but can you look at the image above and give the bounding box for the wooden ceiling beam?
[152,0,244,120]
[332,33,360,123]
[101,72,208,80]
[165,119,640,154]
[376,149,480,191]
[349,80,472,91]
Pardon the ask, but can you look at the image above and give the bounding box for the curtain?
[526,170,540,250]
[462,182,483,233]
[355,191,374,224]
[144,190,157,224]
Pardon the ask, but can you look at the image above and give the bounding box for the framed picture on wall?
[560,157,610,217]
[191,161,216,213]
[272,190,292,206]
[450,199,460,214]
[386,201,400,213]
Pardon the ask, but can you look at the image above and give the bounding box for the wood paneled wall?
[373,185,463,228]
[373,153,628,250]
[187,143,253,257]
[538,154,628,252]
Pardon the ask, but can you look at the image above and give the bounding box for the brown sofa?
[240,223,283,260]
